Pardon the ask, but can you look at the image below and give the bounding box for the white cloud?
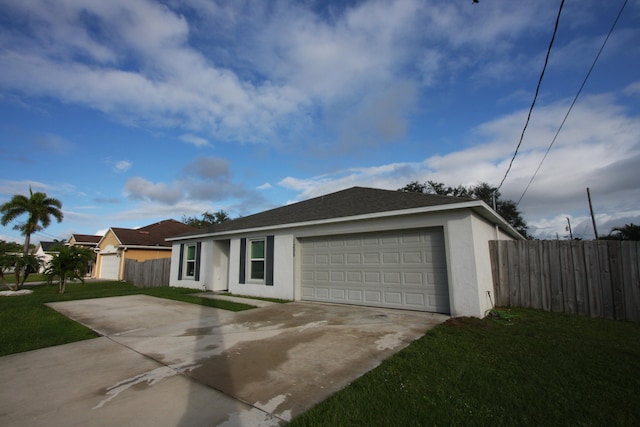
[257,182,272,190]
[123,177,183,204]
[113,160,132,173]
[179,134,211,147]
[278,93,640,239]
[0,0,567,149]
[121,156,264,212]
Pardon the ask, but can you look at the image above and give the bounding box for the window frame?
[184,243,197,279]
[247,238,266,283]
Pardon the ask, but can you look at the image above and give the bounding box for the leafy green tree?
[605,223,640,241]
[44,246,94,294]
[182,210,230,228]
[399,180,530,238]
[0,250,41,291]
[0,187,64,256]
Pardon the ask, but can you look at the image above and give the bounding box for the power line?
[496,0,565,192]
[516,0,629,207]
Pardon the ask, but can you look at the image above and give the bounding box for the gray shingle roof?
[178,186,474,237]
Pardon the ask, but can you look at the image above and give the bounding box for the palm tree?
[0,187,64,256]
[609,223,640,241]
[45,246,93,294]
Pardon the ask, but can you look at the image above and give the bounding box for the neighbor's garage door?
[301,228,450,313]
[99,254,120,280]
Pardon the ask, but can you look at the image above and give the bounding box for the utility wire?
[516,0,629,207]
[496,0,565,192]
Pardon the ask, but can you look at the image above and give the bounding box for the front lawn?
[291,309,640,426]
[0,281,256,356]
[1,272,47,284]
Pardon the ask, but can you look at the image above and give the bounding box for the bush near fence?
[489,240,640,322]
[124,258,171,288]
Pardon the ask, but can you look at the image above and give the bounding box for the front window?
[249,239,265,281]
[185,244,196,278]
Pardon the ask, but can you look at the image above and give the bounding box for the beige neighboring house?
[95,219,196,281]
[67,234,102,276]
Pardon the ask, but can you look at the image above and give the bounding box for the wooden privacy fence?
[124,258,171,288]
[489,240,640,322]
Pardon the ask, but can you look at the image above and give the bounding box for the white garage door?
[301,228,450,313]
[99,254,120,280]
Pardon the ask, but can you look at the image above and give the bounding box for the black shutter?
[266,235,274,286]
[194,242,202,281]
[239,238,246,284]
[177,243,184,280]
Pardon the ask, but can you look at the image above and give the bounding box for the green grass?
[217,292,290,304]
[0,281,256,356]
[291,308,640,427]
[2,273,47,284]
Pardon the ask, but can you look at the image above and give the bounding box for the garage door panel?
[301,228,449,313]
[99,254,119,280]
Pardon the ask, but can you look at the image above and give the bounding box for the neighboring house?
[34,241,60,273]
[67,234,102,276]
[95,219,196,281]
[167,187,525,318]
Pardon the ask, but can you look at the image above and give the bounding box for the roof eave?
[167,200,524,241]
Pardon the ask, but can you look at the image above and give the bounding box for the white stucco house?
[34,241,60,273]
[168,187,524,318]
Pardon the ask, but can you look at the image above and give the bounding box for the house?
[67,234,102,276]
[167,187,525,318]
[95,219,196,280]
[34,241,61,273]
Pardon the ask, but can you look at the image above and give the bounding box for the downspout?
[120,246,127,281]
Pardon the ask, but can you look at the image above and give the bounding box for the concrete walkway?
[0,295,448,426]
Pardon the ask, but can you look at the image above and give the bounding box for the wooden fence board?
[583,241,603,318]
[490,240,640,323]
[622,242,640,322]
[498,241,510,306]
[559,242,576,314]
[518,242,530,308]
[632,242,640,323]
[124,258,171,288]
[597,241,614,319]
[508,241,520,307]
[548,241,564,313]
[571,241,588,316]
[528,240,541,309]
[541,241,552,311]
[609,242,625,320]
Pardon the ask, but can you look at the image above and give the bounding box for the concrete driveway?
[0,295,448,426]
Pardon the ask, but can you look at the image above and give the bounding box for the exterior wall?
[170,240,204,290]
[169,240,224,292]
[124,248,171,262]
[95,231,120,279]
[35,246,54,273]
[169,208,521,317]
[228,234,295,300]
[469,213,515,316]
[442,212,517,317]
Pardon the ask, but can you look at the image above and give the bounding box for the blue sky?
[1,0,639,243]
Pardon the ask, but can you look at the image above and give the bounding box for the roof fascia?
[96,228,122,247]
[121,245,171,250]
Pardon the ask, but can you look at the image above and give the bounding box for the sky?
[1,0,639,244]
